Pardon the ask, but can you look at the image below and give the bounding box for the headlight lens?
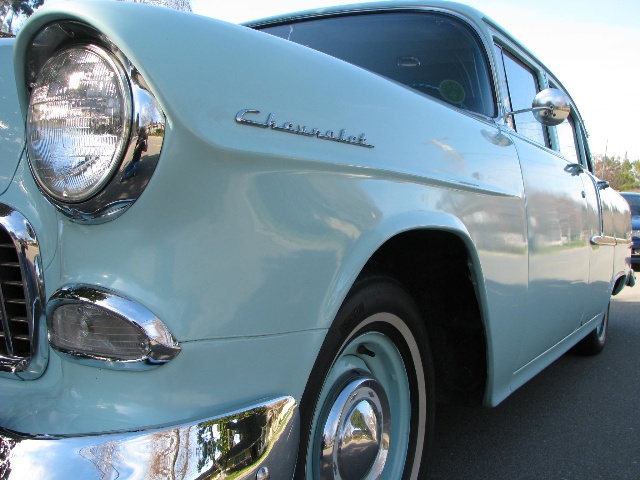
[27,44,132,203]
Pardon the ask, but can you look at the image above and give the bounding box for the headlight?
[632,230,640,239]
[27,44,132,203]
[25,22,166,223]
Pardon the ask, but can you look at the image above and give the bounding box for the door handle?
[564,163,584,176]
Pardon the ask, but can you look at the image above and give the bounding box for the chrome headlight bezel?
[25,21,166,224]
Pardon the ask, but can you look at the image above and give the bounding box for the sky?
[190,0,640,161]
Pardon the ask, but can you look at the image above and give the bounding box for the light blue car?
[0,1,635,478]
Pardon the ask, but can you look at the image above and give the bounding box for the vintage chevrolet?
[0,1,635,479]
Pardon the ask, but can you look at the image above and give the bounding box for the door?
[554,115,614,323]
[496,46,591,368]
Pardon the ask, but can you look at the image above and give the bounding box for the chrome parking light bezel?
[47,284,180,370]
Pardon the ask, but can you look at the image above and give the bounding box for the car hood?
[632,216,640,230]
[0,38,24,195]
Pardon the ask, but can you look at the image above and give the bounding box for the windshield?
[259,12,496,117]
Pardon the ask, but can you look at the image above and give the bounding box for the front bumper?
[0,396,298,479]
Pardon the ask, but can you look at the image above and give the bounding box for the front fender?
[0,38,23,195]
[13,0,527,341]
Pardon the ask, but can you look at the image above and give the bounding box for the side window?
[578,125,595,174]
[260,12,496,117]
[500,50,546,146]
[555,115,580,163]
[547,82,581,165]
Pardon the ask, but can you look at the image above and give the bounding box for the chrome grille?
[0,205,45,378]
[0,232,30,357]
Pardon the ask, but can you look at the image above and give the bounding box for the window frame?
[490,26,594,172]
[546,80,595,173]
[493,40,550,148]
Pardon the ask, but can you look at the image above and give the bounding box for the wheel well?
[367,230,486,406]
[611,272,629,296]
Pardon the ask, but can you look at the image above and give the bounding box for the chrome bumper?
[0,396,298,479]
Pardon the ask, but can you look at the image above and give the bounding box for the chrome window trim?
[0,396,298,480]
[47,284,181,370]
[0,205,47,380]
[590,235,617,246]
[493,39,551,148]
[25,21,166,224]
[490,27,554,132]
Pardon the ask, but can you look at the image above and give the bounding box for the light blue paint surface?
[0,39,23,195]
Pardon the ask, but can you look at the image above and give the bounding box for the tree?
[593,154,640,192]
[0,0,43,34]
[1,1,191,34]
[127,0,191,11]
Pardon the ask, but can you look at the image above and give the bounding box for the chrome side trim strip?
[47,285,180,370]
[0,396,299,480]
[590,235,616,246]
[590,235,633,246]
[0,205,47,380]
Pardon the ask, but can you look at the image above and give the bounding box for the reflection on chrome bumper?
[0,396,298,479]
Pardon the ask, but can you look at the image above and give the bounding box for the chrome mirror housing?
[531,88,571,126]
[507,88,571,126]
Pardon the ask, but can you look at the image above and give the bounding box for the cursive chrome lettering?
[235,109,374,148]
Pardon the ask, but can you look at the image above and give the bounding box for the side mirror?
[507,88,571,126]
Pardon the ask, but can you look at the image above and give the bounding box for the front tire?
[296,275,434,479]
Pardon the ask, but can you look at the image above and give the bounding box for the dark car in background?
[621,192,640,269]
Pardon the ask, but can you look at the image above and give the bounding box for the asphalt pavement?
[426,285,640,480]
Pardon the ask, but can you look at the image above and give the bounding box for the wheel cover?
[320,376,390,479]
[309,328,412,479]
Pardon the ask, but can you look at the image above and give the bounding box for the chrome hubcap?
[320,376,391,479]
